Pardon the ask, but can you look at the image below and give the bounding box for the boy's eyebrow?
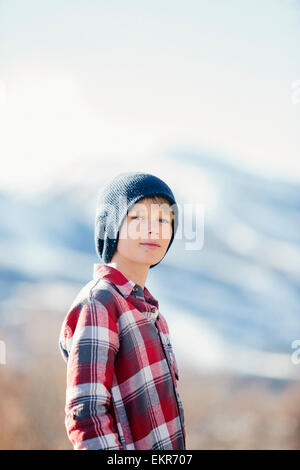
[128,202,174,217]
[128,209,173,218]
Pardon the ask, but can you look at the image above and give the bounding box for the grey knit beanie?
[94,171,178,268]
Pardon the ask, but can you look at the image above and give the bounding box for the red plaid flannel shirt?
[59,263,186,450]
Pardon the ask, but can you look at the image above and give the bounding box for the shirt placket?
[154,317,185,444]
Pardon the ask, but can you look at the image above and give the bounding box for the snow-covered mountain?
[1,150,299,380]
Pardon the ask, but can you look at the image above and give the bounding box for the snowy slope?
[1,150,299,379]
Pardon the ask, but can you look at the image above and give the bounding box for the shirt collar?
[93,263,159,308]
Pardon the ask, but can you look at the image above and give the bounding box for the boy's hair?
[145,195,171,205]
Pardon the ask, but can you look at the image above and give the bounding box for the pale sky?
[0,0,300,196]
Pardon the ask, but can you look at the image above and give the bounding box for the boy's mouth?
[140,241,161,248]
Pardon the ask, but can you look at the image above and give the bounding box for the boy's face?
[115,197,174,267]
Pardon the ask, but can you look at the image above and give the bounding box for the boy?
[59,171,186,450]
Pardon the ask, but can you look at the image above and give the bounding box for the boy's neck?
[106,259,149,290]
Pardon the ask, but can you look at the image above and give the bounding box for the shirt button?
[133,286,138,292]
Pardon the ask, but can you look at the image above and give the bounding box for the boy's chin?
[134,253,162,265]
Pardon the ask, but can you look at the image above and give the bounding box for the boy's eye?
[130,216,170,223]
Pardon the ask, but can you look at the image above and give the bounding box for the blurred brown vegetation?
[179,367,300,449]
[1,312,300,450]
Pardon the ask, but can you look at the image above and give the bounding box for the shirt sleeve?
[59,295,122,450]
